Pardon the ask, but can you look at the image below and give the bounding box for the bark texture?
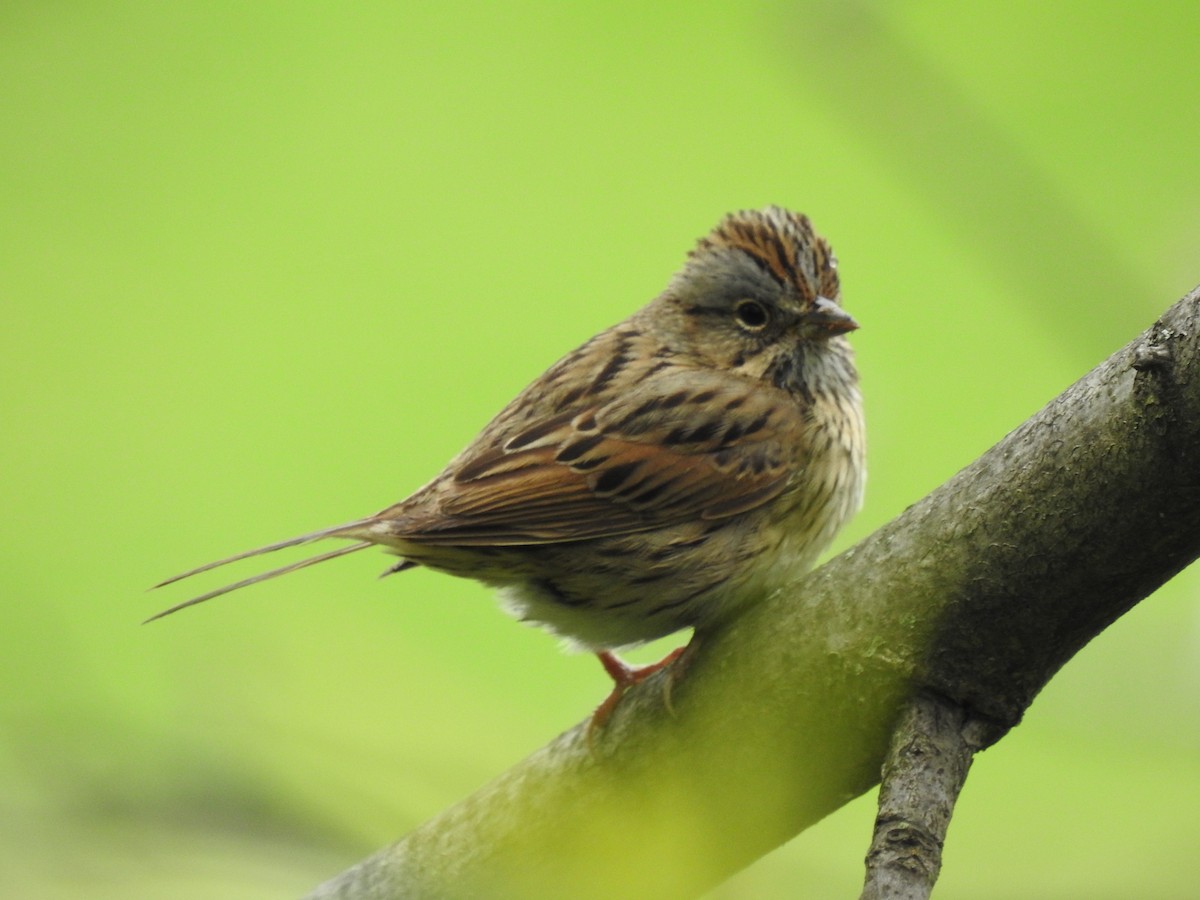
[860,691,991,900]
[307,287,1200,899]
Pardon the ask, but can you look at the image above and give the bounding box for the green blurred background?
[4,2,1198,897]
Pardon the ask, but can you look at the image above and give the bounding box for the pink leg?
[590,646,687,731]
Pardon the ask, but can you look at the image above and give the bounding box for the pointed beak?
[806,296,859,334]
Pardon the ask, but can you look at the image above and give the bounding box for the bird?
[150,206,866,721]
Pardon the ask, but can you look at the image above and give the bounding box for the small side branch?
[860,692,996,900]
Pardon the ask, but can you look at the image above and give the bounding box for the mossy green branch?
[308,286,1200,900]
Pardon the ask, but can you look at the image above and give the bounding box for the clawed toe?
[587,644,691,741]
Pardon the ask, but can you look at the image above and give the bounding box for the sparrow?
[151,206,865,719]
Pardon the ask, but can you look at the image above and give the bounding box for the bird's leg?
[590,644,689,731]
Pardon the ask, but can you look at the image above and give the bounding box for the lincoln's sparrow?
[152,206,865,708]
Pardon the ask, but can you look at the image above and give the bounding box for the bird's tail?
[145,517,384,623]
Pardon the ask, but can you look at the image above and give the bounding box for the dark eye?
[733,299,769,331]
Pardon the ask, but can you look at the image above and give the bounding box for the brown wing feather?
[394,368,801,545]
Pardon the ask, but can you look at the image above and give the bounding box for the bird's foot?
[589,645,688,735]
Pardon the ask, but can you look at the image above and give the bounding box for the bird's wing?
[392,368,805,545]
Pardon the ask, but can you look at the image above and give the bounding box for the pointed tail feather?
[147,516,385,622]
[152,518,380,590]
[145,540,374,623]
[379,559,417,579]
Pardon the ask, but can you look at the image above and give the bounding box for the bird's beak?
[806,296,859,334]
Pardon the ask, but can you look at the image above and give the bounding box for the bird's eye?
[733,299,769,331]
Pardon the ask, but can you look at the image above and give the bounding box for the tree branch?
[860,690,990,900]
[307,286,1200,899]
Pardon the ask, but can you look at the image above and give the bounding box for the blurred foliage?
[3,2,1198,897]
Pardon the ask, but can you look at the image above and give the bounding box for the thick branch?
[308,287,1200,899]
